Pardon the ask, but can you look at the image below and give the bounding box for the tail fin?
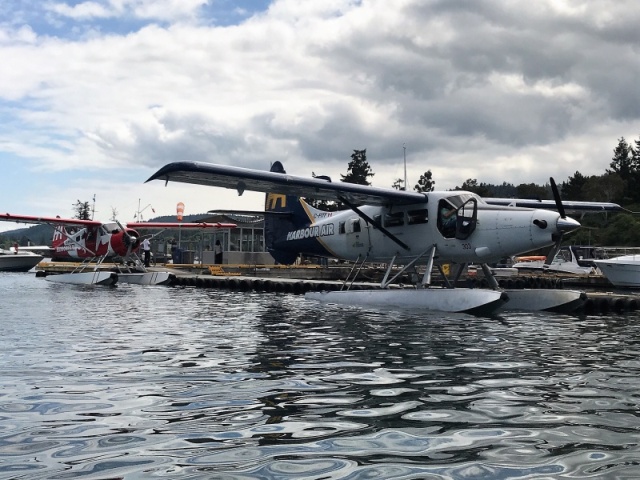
[264,161,314,264]
[52,225,67,248]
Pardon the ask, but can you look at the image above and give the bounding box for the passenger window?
[339,222,346,234]
[351,219,361,233]
[408,208,428,225]
[384,211,404,227]
[373,214,381,229]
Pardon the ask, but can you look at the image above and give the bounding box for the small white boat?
[45,271,118,286]
[593,255,640,288]
[512,246,595,275]
[0,248,44,272]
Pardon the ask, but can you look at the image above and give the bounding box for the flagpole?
[403,144,407,191]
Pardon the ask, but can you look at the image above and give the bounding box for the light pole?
[134,198,155,222]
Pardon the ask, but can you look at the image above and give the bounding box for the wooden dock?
[34,261,640,315]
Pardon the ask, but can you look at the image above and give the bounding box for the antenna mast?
[403,144,407,191]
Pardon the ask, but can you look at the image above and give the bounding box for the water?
[2,272,640,479]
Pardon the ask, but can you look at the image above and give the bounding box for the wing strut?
[57,227,97,256]
[338,196,410,251]
[380,245,436,288]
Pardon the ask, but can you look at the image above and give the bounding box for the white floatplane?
[146,160,625,314]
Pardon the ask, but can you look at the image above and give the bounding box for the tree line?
[312,139,640,247]
[4,138,640,249]
[336,136,640,208]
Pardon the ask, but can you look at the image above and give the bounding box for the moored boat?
[593,255,640,288]
[0,248,44,272]
[512,245,595,275]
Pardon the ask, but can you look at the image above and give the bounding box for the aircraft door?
[345,217,370,259]
[437,197,478,240]
[455,198,477,240]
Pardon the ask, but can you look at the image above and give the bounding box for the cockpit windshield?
[445,193,482,208]
[102,222,120,234]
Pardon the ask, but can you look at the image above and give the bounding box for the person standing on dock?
[141,238,151,267]
[214,240,223,264]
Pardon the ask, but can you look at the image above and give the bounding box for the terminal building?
[153,212,275,265]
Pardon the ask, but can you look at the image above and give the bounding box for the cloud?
[44,0,209,21]
[1,0,640,225]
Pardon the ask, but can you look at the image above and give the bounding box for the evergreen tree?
[608,137,634,178]
[561,171,588,201]
[490,182,517,198]
[454,179,491,197]
[341,149,374,185]
[73,200,91,220]
[582,173,624,203]
[392,178,405,190]
[607,136,639,202]
[414,171,435,193]
[516,183,549,200]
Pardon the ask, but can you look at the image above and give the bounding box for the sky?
[1,0,639,233]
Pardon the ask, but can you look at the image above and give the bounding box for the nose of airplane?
[557,216,580,234]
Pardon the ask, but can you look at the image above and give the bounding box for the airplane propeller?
[116,220,140,259]
[545,177,575,266]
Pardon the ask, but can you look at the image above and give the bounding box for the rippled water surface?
[2,272,640,479]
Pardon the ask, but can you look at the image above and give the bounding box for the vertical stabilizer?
[264,161,314,264]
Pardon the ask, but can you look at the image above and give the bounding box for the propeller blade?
[116,220,137,258]
[550,177,566,219]
[545,178,574,265]
[545,240,561,266]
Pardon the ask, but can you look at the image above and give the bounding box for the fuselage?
[52,223,141,259]
[271,191,577,265]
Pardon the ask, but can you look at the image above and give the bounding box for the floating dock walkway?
[36,262,640,316]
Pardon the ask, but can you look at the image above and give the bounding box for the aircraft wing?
[483,198,628,215]
[127,221,236,229]
[0,213,103,227]
[146,161,426,206]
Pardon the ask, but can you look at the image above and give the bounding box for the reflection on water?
[2,272,640,479]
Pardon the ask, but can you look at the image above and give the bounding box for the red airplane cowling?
[110,228,141,256]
